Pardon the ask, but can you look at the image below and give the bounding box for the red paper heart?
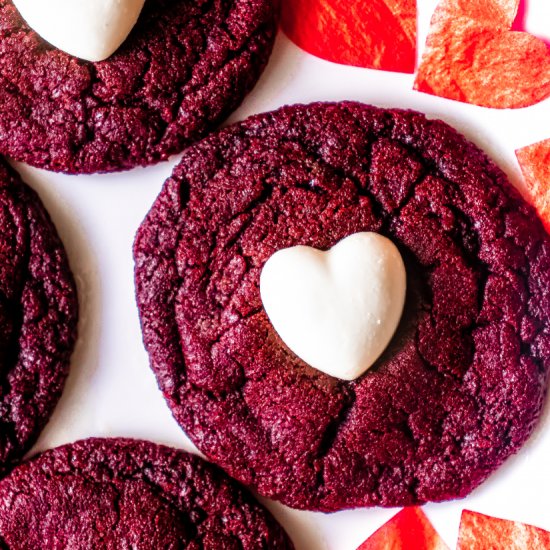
[280,0,416,73]
[516,138,550,233]
[457,510,550,549]
[415,0,550,108]
[357,507,449,550]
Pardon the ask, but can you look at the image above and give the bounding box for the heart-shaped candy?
[281,0,416,73]
[260,232,406,381]
[516,138,550,233]
[357,508,449,550]
[13,0,145,62]
[457,510,550,550]
[414,0,550,108]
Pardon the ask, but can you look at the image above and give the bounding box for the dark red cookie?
[134,102,550,511]
[0,0,278,174]
[0,438,294,549]
[0,159,77,475]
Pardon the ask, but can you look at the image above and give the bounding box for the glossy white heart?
[13,0,145,62]
[260,232,406,381]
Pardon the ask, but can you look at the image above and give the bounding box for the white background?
[14,1,550,548]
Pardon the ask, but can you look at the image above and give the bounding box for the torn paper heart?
[13,0,145,62]
[414,0,550,108]
[260,233,406,381]
[281,0,416,73]
[357,507,449,550]
[457,510,550,549]
[516,138,550,233]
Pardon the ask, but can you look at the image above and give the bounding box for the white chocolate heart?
[260,232,406,381]
[13,0,145,62]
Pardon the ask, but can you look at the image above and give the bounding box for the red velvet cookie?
[0,159,77,475]
[134,102,550,511]
[0,0,278,174]
[0,438,294,549]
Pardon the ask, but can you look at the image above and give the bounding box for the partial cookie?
[0,438,294,549]
[0,0,278,174]
[134,102,550,511]
[0,159,77,474]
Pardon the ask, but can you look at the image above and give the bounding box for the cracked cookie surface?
[134,102,550,511]
[0,438,294,549]
[0,159,77,475]
[0,0,278,174]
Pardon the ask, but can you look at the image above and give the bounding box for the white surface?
[13,0,145,61]
[13,1,550,548]
[260,233,406,381]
